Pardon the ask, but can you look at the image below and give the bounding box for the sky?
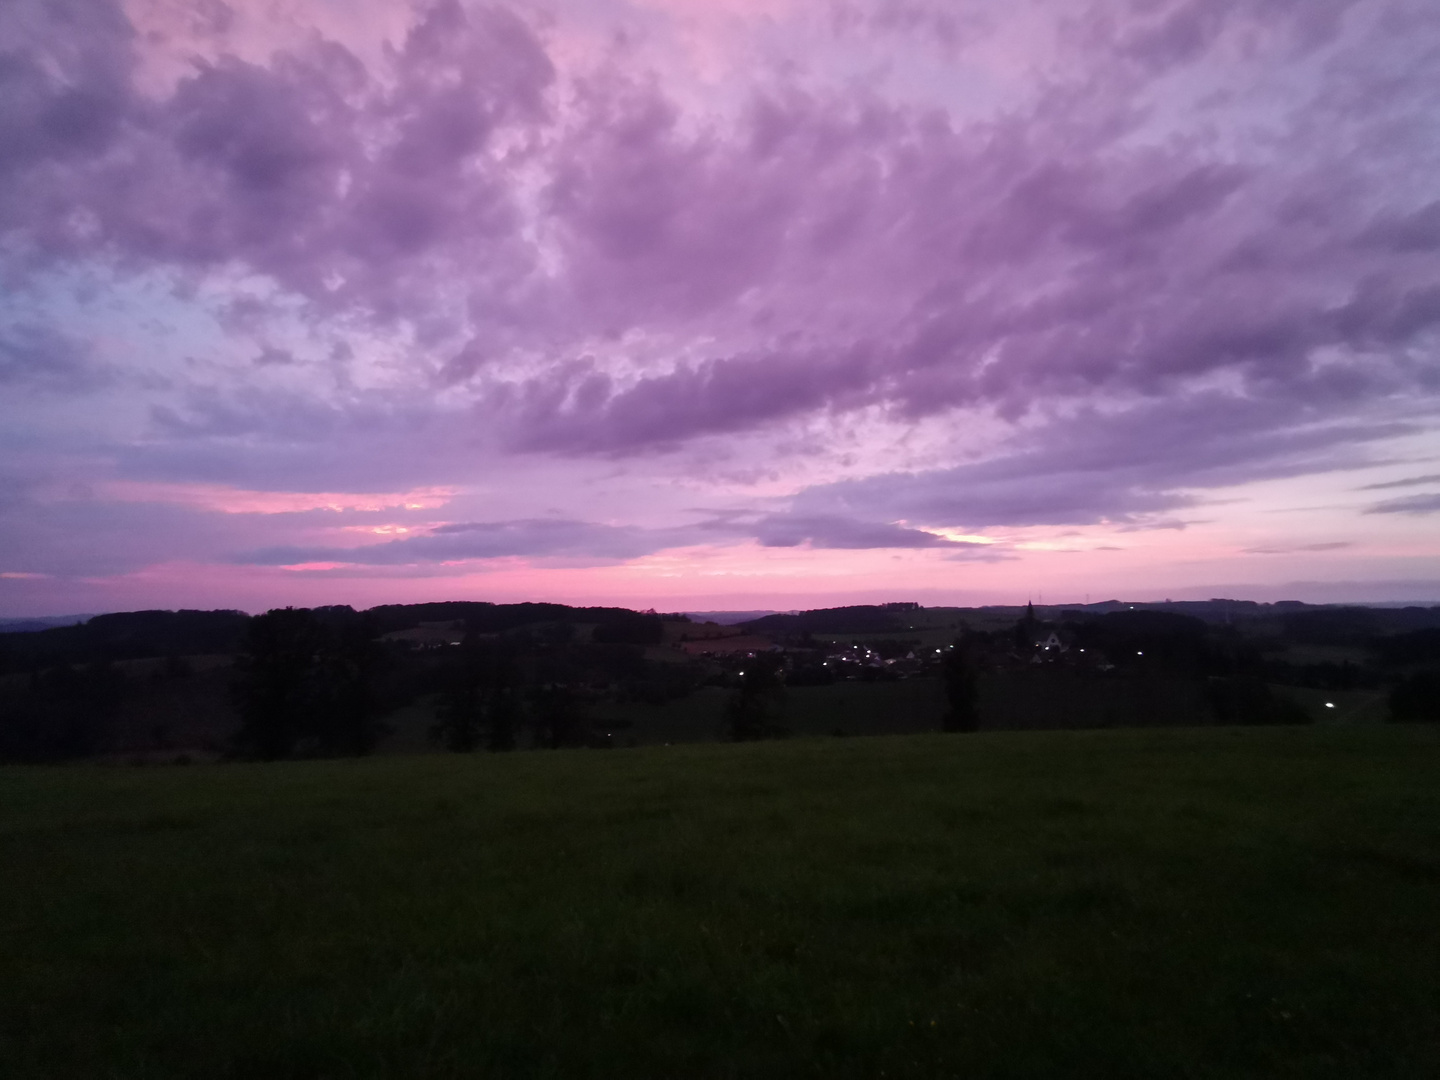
[2,0,1439,616]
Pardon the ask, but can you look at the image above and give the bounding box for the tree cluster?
[725,654,787,741]
[0,661,129,762]
[232,607,386,759]
[0,609,249,675]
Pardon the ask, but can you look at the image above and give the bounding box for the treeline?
[936,610,1313,728]
[762,605,1440,727]
[0,602,681,676]
[0,602,694,762]
[744,606,920,637]
[0,661,131,762]
[0,610,251,674]
[4,599,1440,762]
[365,601,676,642]
[231,606,706,760]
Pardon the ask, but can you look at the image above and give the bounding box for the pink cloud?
[99,482,459,514]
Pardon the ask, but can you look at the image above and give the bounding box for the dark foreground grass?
[2,727,1439,1078]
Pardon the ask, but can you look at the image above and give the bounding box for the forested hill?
[5,597,1440,675]
[0,610,253,673]
[362,602,676,637]
[743,601,1440,638]
[742,605,919,637]
[0,602,686,674]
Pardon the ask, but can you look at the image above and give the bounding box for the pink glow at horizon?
[2,0,1439,618]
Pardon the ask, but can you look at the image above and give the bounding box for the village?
[668,603,1118,684]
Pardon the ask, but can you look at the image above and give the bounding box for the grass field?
[589,680,951,746]
[3,726,1439,1078]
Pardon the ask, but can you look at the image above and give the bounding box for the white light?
[1137,651,1143,656]
[1325,702,1335,709]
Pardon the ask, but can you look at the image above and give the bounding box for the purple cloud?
[1359,473,1440,491]
[1242,541,1354,555]
[2,0,1439,601]
[0,324,105,391]
[226,510,988,569]
[749,515,967,550]
[1365,492,1440,516]
[781,392,1417,532]
[4,0,551,324]
[7,1,1438,434]
[235,517,694,566]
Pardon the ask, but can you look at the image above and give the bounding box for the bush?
[0,662,129,762]
[1389,670,1440,723]
[941,643,979,732]
[726,655,786,740]
[1206,677,1312,726]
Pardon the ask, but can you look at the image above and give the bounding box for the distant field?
[598,673,1347,746]
[592,679,950,745]
[1272,684,1390,726]
[3,726,1438,1078]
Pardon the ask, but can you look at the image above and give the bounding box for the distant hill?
[742,605,914,636]
[365,601,686,639]
[682,610,790,626]
[0,601,693,674]
[0,610,252,672]
[364,601,660,636]
[5,597,1438,675]
[0,615,96,634]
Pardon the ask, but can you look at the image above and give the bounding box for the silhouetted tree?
[725,654,786,740]
[433,637,525,751]
[1206,677,1312,726]
[532,682,585,748]
[233,608,323,759]
[0,661,127,762]
[232,607,383,759]
[308,609,385,755]
[940,641,980,732]
[1077,610,1208,674]
[486,669,522,751]
[434,662,483,752]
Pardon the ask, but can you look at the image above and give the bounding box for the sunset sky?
[2,0,1439,616]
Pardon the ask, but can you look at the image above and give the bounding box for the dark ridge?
[364,601,682,637]
[741,605,911,636]
[0,610,250,673]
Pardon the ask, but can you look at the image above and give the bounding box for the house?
[1036,630,1068,653]
[1025,628,1072,664]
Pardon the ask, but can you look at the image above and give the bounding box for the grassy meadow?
[3,725,1439,1078]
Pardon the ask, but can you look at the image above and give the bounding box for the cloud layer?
[1,0,1438,607]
